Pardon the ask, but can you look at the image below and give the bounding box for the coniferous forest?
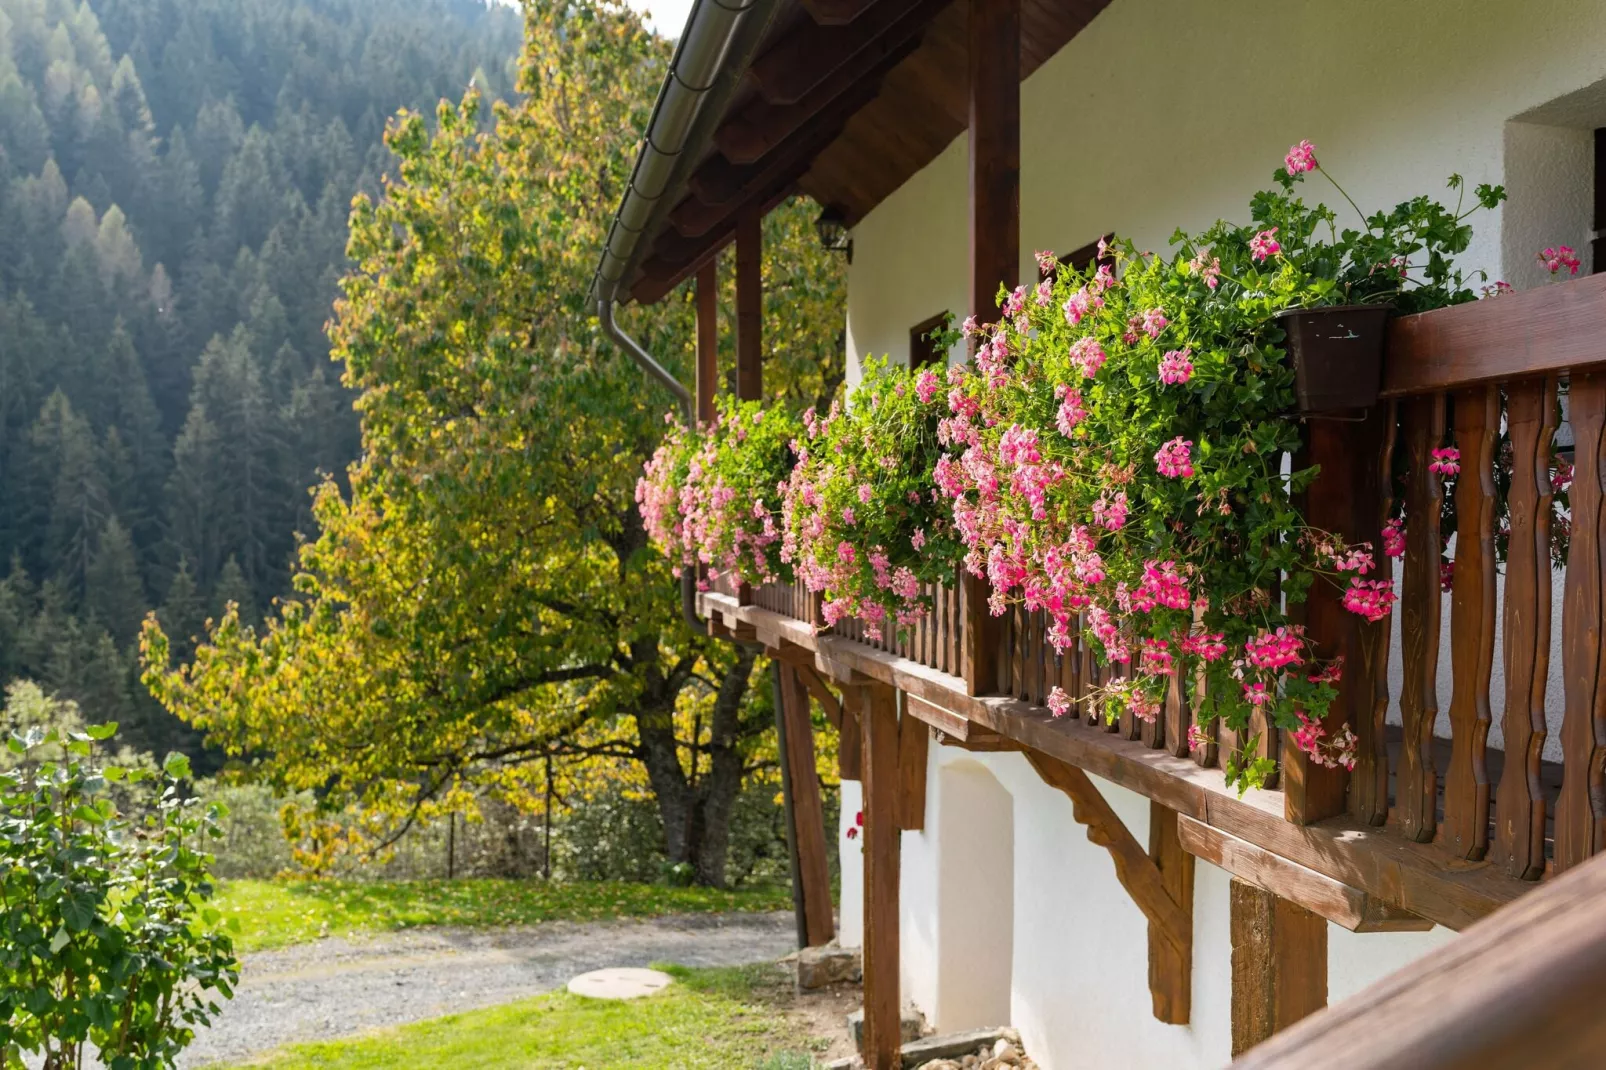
[0,0,524,765]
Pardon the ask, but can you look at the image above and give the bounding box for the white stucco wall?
[830,2,1606,1065]
[834,742,1458,1070]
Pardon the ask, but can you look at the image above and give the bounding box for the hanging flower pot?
[1276,303,1393,414]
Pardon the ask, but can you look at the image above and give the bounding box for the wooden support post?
[695,261,718,426]
[1285,406,1386,824]
[1148,802,1194,1024]
[735,206,763,403]
[1230,879,1327,1056]
[838,682,864,781]
[961,0,1018,699]
[859,680,902,1070]
[897,698,929,831]
[734,207,762,607]
[779,662,835,947]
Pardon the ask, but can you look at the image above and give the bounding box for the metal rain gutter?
[592,0,778,422]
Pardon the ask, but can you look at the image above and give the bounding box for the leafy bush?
[0,724,237,1069]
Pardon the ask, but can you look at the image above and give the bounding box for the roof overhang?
[596,0,1113,307]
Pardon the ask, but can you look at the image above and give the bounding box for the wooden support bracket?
[778,663,835,947]
[1025,752,1191,964]
[1230,879,1327,1056]
[897,700,929,831]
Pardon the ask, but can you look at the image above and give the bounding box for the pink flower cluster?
[1381,517,1406,558]
[1291,713,1357,771]
[1538,245,1582,276]
[1428,446,1460,477]
[1342,578,1396,622]
[1284,139,1318,175]
[1249,227,1281,262]
[1158,349,1193,385]
[1154,437,1194,478]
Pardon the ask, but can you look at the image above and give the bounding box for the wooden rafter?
[746,0,942,106]
[801,0,880,24]
[1025,751,1191,960]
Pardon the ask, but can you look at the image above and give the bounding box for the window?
[910,312,949,369]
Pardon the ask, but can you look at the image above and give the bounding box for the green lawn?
[225,963,819,1069]
[217,879,792,952]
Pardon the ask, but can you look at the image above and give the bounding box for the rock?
[797,943,862,990]
[899,1029,1012,1068]
[992,1037,1021,1064]
[921,1062,962,1070]
[822,1058,861,1070]
[848,1006,923,1049]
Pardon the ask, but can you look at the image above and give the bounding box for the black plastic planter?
[1276,303,1392,414]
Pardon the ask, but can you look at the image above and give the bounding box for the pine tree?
[158,556,204,661]
[212,554,255,625]
[85,515,144,645]
[29,391,108,601]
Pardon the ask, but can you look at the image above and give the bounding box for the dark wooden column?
[778,662,835,947]
[1231,879,1327,1056]
[735,206,763,403]
[961,0,1018,697]
[859,679,902,1070]
[695,260,718,426]
[1285,408,1387,824]
[1148,802,1194,1024]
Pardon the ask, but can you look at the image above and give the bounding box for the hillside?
[0,0,523,760]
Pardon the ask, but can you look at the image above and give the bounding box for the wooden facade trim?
[857,678,902,1070]
[1179,817,1431,934]
[700,589,1533,932]
[1230,880,1328,1056]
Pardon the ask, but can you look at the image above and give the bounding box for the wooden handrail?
[1383,271,1606,398]
[1230,848,1606,1069]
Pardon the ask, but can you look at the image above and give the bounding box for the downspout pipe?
[592,0,779,631]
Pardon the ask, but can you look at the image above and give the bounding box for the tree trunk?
[633,643,756,887]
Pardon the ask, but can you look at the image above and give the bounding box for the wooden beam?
[1230,879,1327,1056]
[1179,817,1432,934]
[898,701,929,831]
[683,95,861,222]
[839,683,864,780]
[1149,803,1194,1025]
[1285,405,1388,823]
[906,693,1016,750]
[695,261,717,426]
[1229,851,1606,1070]
[1382,270,1606,397]
[801,0,880,24]
[713,26,921,166]
[961,0,1017,698]
[1025,751,1190,960]
[779,663,835,946]
[859,679,902,1070]
[735,206,762,402]
[746,0,936,106]
[701,592,1538,933]
[772,643,843,730]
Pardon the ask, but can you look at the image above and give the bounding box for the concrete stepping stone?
[565,967,674,1000]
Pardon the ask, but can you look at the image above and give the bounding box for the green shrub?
[0,724,238,1069]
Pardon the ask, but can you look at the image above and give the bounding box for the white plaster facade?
[834,2,1606,1065]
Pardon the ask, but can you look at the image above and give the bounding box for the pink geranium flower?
[1381,517,1406,558]
[1249,228,1281,262]
[1047,686,1071,718]
[1428,446,1460,477]
[1538,245,1582,276]
[1284,139,1318,175]
[1342,578,1396,622]
[1158,349,1193,385]
[1154,437,1194,478]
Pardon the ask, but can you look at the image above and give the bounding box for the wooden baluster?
[1032,610,1047,704]
[1352,401,1399,826]
[1443,385,1498,860]
[1398,392,1445,843]
[1494,377,1557,879]
[1162,664,1189,758]
[1558,372,1606,872]
[1192,666,1218,768]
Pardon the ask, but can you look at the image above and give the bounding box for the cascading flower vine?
[636,397,801,589]
[780,356,966,638]
[930,143,1505,791]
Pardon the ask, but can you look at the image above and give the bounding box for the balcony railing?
[710,272,1606,907]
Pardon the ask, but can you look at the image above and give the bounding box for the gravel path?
[181,911,797,1067]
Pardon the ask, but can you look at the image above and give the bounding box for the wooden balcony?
[702,270,1606,938]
